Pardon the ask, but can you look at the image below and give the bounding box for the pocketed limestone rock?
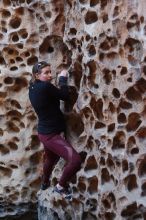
[0,0,146,219]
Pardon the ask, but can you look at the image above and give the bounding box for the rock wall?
[0,0,146,219]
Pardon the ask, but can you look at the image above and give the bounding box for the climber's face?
[36,66,52,82]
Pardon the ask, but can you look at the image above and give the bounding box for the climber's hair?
[32,61,50,75]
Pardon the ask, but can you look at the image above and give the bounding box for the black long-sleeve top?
[29,76,69,134]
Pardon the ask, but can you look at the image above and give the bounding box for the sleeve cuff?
[58,76,68,86]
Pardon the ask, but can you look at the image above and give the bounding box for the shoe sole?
[53,189,72,201]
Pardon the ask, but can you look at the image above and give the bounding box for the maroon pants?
[38,133,81,187]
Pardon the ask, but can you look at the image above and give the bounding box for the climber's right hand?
[58,69,68,77]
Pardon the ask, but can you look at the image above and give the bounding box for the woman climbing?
[29,61,81,200]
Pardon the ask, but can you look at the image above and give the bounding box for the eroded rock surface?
[0,0,146,219]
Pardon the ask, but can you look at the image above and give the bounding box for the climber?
[29,61,82,201]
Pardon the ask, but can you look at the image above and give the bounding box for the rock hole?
[105,212,116,220]
[141,182,146,195]
[11,99,21,109]
[27,56,38,65]
[10,164,18,169]
[126,112,141,132]
[79,151,87,163]
[100,0,108,9]
[79,0,88,4]
[19,29,28,39]
[136,127,146,139]
[112,131,126,150]
[103,69,112,85]
[101,168,110,184]
[84,155,98,171]
[112,88,120,98]
[88,176,98,193]
[113,6,119,17]
[102,199,111,209]
[86,34,91,41]
[16,43,23,49]
[10,66,18,71]
[131,148,139,154]
[120,66,127,75]
[135,78,146,94]
[102,13,108,23]
[12,34,19,42]
[2,9,11,17]
[29,152,41,165]
[90,98,103,120]
[138,155,146,177]
[16,56,23,62]
[124,174,138,191]
[0,129,3,136]
[72,62,82,88]
[10,77,28,92]
[69,28,77,35]
[125,86,142,102]
[108,102,116,113]
[30,135,40,150]
[86,136,95,150]
[45,11,51,18]
[122,159,128,172]
[106,157,115,171]
[100,157,105,166]
[47,46,54,53]
[66,113,84,137]
[90,0,99,7]
[0,56,6,65]
[4,77,14,84]
[85,11,98,24]
[7,142,18,151]
[0,166,12,177]
[6,121,20,132]
[95,121,105,129]
[121,202,137,217]
[24,51,30,57]
[88,45,96,56]
[9,16,22,29]
[118,113,126,123]
[119,98,132,109]
[108,123,115,132]
[99,41,110,51]
[0,144,10,155]
[78,176,86,193]
[127,77,132,82]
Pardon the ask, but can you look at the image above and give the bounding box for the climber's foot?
[53,184,72,201]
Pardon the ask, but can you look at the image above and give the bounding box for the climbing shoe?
[41,182,50,190]
[53,184,72,201]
